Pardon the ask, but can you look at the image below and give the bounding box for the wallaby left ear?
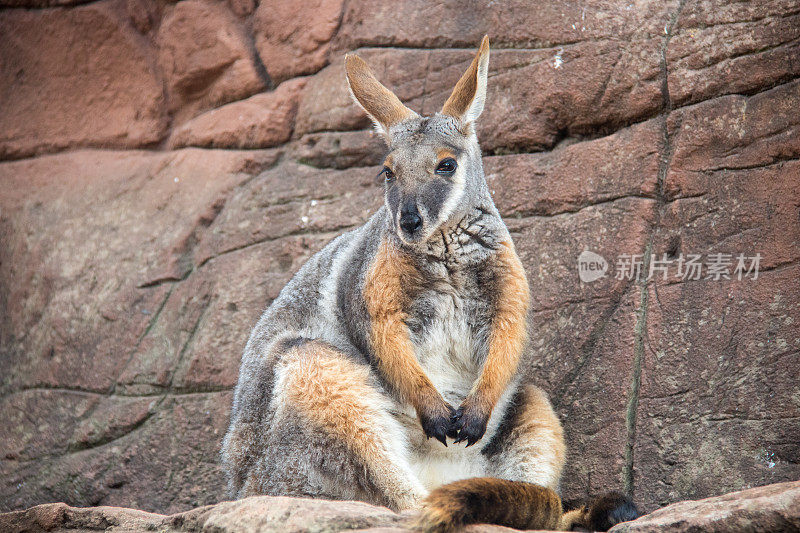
[442,35,490,124]
[345,53,417,139]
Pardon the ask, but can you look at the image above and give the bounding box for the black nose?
[399,212,422,234]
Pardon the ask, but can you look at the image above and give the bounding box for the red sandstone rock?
[0,502,167,532]
[157,0,266,123]
[332,0,676,51]
[0,3,167,159]
[0,149,276,397]
[634,266,800,511]
[667,1,800,108]
[2,482,798,532]
[610,481,800,532]
[227,0,255,17]
[191,160,383,268]
[627,80,800,511]
[168,234,332,393]
[0,496,521,532]
[0,0,91,7]
[289,130,386,169]
[484,119,661,220]
[254,0,345,84]
[169,79,306,150]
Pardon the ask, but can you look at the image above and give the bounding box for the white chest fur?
[413,291,481,404]
[401,290,512,490]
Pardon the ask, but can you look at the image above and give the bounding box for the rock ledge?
[2,481,799,533]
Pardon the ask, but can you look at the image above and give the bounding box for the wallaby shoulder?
[232,207,390,416]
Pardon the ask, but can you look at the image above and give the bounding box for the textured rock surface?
[0,496,518,533]
[0,2,167,159]
[1,0,798,520]
[169,79,306,149]
[157,0,267,124]
[610,480,800,532]
[2,482,799,532]
[253,0,345,84]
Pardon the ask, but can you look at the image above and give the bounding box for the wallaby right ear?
[345,54,417,139]
[442,35,490,125]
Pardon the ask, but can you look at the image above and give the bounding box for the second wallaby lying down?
[221,36,638,532]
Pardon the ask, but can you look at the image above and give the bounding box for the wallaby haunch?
[221,36,639,532]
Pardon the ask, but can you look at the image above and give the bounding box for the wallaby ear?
[345,54,417,138]
[442,35,490,124]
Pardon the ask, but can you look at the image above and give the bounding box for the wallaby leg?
[226,339,427,511]
[415,386,567,533]
[486,385,566,489]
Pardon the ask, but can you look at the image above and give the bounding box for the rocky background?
[1,0,799,519]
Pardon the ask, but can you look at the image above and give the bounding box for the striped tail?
[415,478,639,532]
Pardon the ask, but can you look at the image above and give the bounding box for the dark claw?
[454,426,482,446]
[421,417,449,446]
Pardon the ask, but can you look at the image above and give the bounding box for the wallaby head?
[345,36,491,245]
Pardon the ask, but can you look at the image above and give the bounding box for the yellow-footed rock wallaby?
[221,36,639,532]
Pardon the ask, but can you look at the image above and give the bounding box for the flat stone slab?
[610,480,800,532]
[0,495,527,533]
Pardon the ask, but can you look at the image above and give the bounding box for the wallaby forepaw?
[451,398,489,446]
[419,400,455,446]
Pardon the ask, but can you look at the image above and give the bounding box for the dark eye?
[436,158,457,175]
[379,166,395,183]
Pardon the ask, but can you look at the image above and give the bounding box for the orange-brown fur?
[224,35,637,532]
[441,36,489,119]
[416,477,562,533]
[435,147,457,162]
[416,476,637,532]
[496,385,566,489]
[517,386,566,474]
[560,508,587,530]
[466,241,530,416]
[364,240,452,421]
[278,340,424,510]
[345,54,415,131]
[281,341,383,454]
